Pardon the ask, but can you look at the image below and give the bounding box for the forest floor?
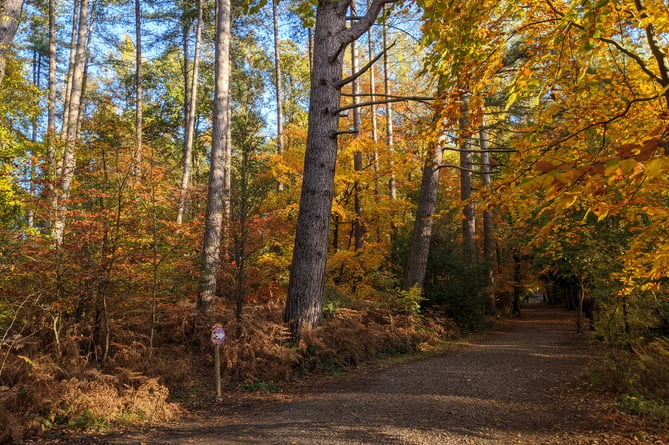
[33,305,666,444]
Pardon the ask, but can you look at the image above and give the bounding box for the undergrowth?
[589,337,669,428]
[0,299,458,442]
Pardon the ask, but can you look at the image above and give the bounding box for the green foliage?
[590,338,669,424]
[617,395,669,424]
[594,292,668,350]
[407,223,490,331]
[390,286,425,316]
[237,380,276,393]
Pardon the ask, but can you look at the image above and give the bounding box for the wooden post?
[214,343,222,400]
[210,325,225,401]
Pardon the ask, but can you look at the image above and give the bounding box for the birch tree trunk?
[199,0,232,315]
[0,0,23,85]
[284,0,395,341]
[176,0,202,225]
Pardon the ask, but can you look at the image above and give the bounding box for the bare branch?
[442,146,517,154]
[336,41,396,89]
[332,0,398,63]
[341,91,433,101]
[546,0,663,86]
[602,37,663,84]
[335,95,432,113]
[438,164,501,175]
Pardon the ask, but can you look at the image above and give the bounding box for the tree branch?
[442,145,517,154]
[335,95,432,113]
[539,93,665,152]
[332,0,397,63]
[546,0,663,86]
[601,37,663,84]
[438,164,501,175]
[336,41,396,89]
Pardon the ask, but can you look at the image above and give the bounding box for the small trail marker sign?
[211,326,226,345]
[211,325,226,400]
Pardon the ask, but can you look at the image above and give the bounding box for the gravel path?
[54,305,658,444]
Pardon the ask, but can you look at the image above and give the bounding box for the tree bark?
[46,0,57,231]
[368,8,380,199]
[480,113,495,313]
[284,0,394,341]
[273,0,285,192]
[134,0,143,179]
[53,0,90,247]
[634,0,669,108]
[0,0,23,85]
[199,0,232,315]
[404,143,443,290]
[459,90,475,259]
[382,9,396,200]
[351,0,364,250]
[177,0,203,225]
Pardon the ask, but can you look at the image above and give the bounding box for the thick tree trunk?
[177,0,202,225]
[284,1,347,340]
[404,144,443,290]
[284,0,393,341]
[459,91,475,259]
[199,0,232,315]
[0,0,23,85]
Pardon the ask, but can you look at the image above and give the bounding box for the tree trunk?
[382,10,396,200]
[480,113,495,313]
[459,91,475,259]
[177,0,203,225]
[351,0,364,250]
[284,0,393,341]
[53,0,90,247]
[61,0,80,137]
[634,0,669,108]
[199,0,232,315]
[404,143,443,290]
[133,0,143,179]
[368,12,380,199]
[0,0,23,85]
[46,0,57,230]
[272,0,285,192]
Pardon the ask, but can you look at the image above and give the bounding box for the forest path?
[61,305,655,444]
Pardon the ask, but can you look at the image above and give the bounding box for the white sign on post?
[211,325,225,400]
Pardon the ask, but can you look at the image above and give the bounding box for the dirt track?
[46,305,662,444]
